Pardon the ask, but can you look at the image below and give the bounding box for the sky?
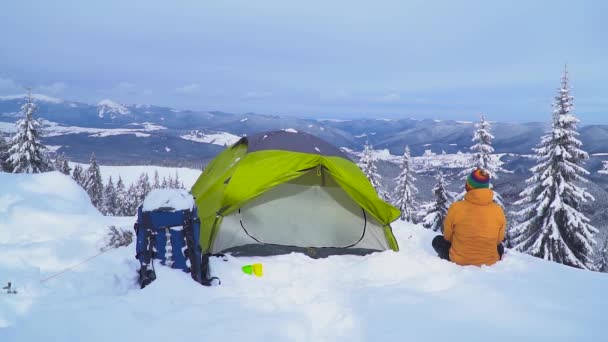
[0,0,607,123]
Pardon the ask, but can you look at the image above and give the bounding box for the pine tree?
[72,164,85,187]
[358,141,388,201]
[103,176,118,216]
[393,146,418,222]
[511,66,597,269]
[0,135,10,172]
[54,153,64,171]
[135,172,152,204]
[115,176,128,216]
[459,114,509,206]
[595,237,608,273]
[7,91,52,173]
[60,158,72,175]
[172,172,181,189]
[161,176,169,188]
[84,153,104,209]
[153,170,160,189]
[421,171,455,232]
[125,184,140,215]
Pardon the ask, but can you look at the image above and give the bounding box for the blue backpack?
[134,205,205,288]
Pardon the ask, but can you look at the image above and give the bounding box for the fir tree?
[358,141,388,201]
[421,171,455,232]
[459,114,509,206]
[393,145,418,222]
[54,153,64,171]
[595,237,608,273]
[72,164,85,187]
[153,170,160,189]
[7,91,52,173]
[115,176,128,216]
[135,172,152,204]
[0,135,10,172]
[103,176,118,216]
[125,184,140,215]
[172,172,181,189]
[460,114,508,178]
[161,176,169,189]
[511,66,597,269]
[60,158,72,175]
[84,153,104,209]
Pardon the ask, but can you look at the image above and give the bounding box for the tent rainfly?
[191,130,400,258]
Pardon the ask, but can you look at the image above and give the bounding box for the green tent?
[191,130,400,257]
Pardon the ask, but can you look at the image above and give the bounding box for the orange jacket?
[443,188,506,266]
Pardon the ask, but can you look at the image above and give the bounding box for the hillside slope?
[0,172,607,341]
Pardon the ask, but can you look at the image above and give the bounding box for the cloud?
[320,89,352,102]
[242,91,272,100]
[174,83,201,96]
[371,92,401,103]
[0,77,22,93]
[38,82,67,94]
[112,82,152,96]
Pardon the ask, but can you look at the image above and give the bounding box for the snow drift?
[1,172,607,341]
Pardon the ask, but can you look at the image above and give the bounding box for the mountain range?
[1,94,608,168]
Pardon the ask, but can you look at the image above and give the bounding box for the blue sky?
[1,0,606,122]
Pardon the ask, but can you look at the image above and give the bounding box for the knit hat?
[466,169,490,191]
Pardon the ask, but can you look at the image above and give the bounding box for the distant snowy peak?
[181,130,241,146]
[0,93,64,104]
[97,99,131,119]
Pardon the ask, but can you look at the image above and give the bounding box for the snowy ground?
[1,172,607,341]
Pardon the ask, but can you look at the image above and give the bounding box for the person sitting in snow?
[432,169,506,266]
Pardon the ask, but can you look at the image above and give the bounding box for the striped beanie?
[466,169,490,191]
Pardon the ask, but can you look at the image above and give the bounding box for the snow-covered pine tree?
[161,176,169,188]
[60,158,72,175]
[511,66,597,269]
[595,237,608,273]
[153,170,160,189]
[125,183,140,215]
[84,153,104,209]
[135,172,152,204]
[357,141,388,201]
[172,172,181,189]
[0,135,9,172]
[393,145,418,222]
[72,164,85,187]
[103,176,118,216]
[421,171,455,232]
[460,114,508,178]
[54,153,64,171]
[115,176,128,216]
[7,92,52,173]
[459,114,509,205]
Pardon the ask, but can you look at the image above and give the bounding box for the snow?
[240,118,248,122]
[180,130,241,146]
[455,120,473,124]
[283,128,298,133]
[0,172,608,340]
[69,163,202,189]
[142,189,194,212]
[0,121,17,133]
[345,148,507,173]
[43,121,166,138]
[97,99,130,119]
[316,118,351,122]
[0,94,63,104]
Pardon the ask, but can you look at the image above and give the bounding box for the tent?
[191,130,400,258]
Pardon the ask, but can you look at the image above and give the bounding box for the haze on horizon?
[1,0,607,123]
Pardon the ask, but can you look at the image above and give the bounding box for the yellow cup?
[242,263,263,277]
